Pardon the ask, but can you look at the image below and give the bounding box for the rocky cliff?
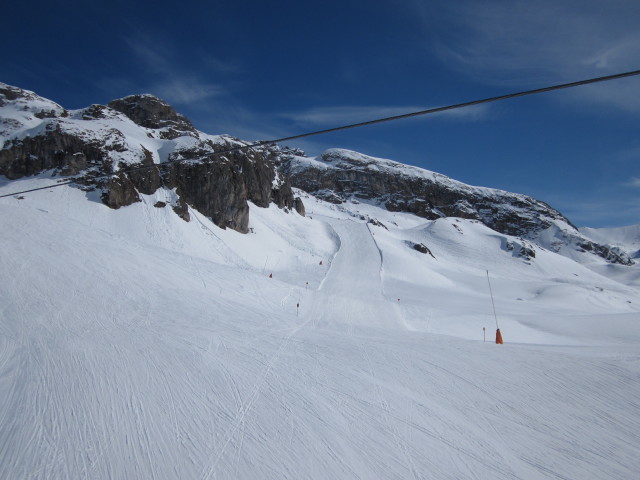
[0,83,302,233]
[275,147,634,265]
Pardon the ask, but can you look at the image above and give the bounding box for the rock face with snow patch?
[0,126,97,178]
[0,83,302,233]
[107,95,196,140]
[0,82,633,263]
[279,148,570,235]
[277,148,633,265]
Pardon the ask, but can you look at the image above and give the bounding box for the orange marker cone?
[496,328,503,344]
[269,273,273,278]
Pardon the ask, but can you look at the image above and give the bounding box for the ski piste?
[1,177,639,479]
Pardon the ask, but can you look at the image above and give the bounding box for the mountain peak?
[107,94,195,138]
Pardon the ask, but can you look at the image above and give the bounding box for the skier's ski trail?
[307,216,403,333]
[199,315,313,480]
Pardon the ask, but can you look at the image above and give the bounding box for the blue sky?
[3,0,640,227]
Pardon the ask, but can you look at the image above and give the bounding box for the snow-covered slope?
[1,177,639,479]
[581,224,640,257]
[280,147,635,266]
[578,224,640,288]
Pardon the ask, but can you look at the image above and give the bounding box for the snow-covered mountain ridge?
[581,224,640,258]
[0,82,302,232]
[0,81,635,266]
[277,147,634,265]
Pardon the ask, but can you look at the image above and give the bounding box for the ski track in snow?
[1,187,640,479]
[199,315,313,480]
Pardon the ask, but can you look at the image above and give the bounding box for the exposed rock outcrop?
[0,83,302,233]
[107,95,197,139]
[409,241,436,258]
[277,148,632,265]
[0,128,96,179]
[279,148,572,237]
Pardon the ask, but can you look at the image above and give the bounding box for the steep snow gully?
[1,184,640,480]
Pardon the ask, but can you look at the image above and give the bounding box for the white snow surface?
[581,224,640,255]
[579,225,640,288]
[1,178,640,480]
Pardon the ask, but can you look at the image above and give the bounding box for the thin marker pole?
[486,270,499,329]
[486,270,504,344]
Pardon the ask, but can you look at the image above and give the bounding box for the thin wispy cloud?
[539,162,640,226]
[152,77,224,105]
[583,33,640,70]
[568,78,640,113]
[281,103,489,128]
[545,191,640,228]
[626,177,640,188]
[420,1,640,77]
[412,1,640,110]
[119,34,229,106]
[201,55,242,74]
[126,39,169,72]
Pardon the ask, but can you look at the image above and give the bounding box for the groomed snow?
[1,178,640,479]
